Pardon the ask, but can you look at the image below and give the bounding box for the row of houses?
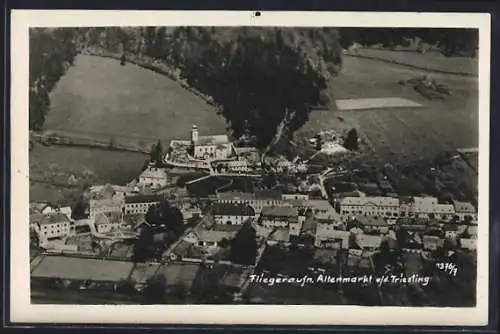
[337,196,477,223]
[88,184,202,220]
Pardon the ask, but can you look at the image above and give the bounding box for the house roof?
[125,194,164,204]
[355,234,383,249]
[193,229,237,243]
[139,167,169,180]
[433,204,455,214]
[355,215,388,227]
[216,192,255,201]
[212,203,255,216]
[452,200,476,213]
[261,206,297,217]
[89,197,123,208]
[255,190,283,200]
[195,134,230,146]
[443,224,459,231]
[304,200,334,212]
[31,256,134,282]
[95,211,123,226]
[269,228,290,242]
[315,225,351,240]
[30,212,71,226]
[340,196,399,207]
[301,217,318,235]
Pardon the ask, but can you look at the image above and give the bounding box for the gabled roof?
[212,203,255,216]
[355,234,383,249]
[452,200,476,213]
[30,212,71,226]
[340,196,399,207]
[125,194,164,204]
[195,134,230,146]
[261,206,297,217]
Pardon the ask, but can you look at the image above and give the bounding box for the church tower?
[191,125,199,143]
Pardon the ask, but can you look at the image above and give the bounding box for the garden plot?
[335,97,423,111]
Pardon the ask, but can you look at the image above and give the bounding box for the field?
[299,54,479,166]
[32,54,228,203]
[345,49,478,76]
[45,54,227,142]
[30,145,146,204]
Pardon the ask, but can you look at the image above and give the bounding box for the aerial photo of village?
[29,26,479,306]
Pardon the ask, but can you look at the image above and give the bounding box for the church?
[190,125,233,160]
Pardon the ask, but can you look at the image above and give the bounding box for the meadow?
[299,54,479,166]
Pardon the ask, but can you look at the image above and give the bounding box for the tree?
[116,277,136,295]
[344,128,359,151]
[229,221,258,265]
[143,274,167,303]
[145,201,185,238]
[30,229,40,247]
[131,226,154,263]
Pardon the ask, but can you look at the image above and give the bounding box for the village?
[30,123,478,305]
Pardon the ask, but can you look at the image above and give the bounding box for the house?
[95,212,123,234]
[267,228,290,246]
[226,157,251,173]
[339,196,400,221]
[300,216,318,237]
[289,217,304,236]
[460,238,477,251]
[399,196,455,221]
[467,225,478,238]
[423,235,444,251]
[314,224,350,249]
[212,202,255,225]
[354,215,389,234]
[123,195,163,215]
[260,206,299,229]
[89,184,131,200]
[170,199,202,221]
[353,233,383,251]
[282,193,310,201]
[138,166,170,189]
[89,197,124,219]
[302,200,339,222]
[214,190,287,215]
[190,125,233,160]
[443,224,459,239]
[452,200,477,222]
[183,228,237,248]
[30,212,72,240]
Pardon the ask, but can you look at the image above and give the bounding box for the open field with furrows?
[44,54,228,142]
[344,49,478,76]
[299,54,479,166]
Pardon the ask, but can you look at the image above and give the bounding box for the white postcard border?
[10,10,491,326]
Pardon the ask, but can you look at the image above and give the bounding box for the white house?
[399,196,455,221]
[214,190,288,215]
[124,195,163,215]
[355,215,389,234]
[314,224,351,249]
[460,238,477,251]
[183,228,237,248]
[260,206,299,229]
[339,196,400,220]
[212,202,255,225]
[443,225,460,239]
[281,193,309,201]
[353,233,383,251]
[190,125,233,160]
[95,211,123,234]
[30,212,72,240]
[138,166,170,189]
[452,200,477,222]
[226,157,251,173]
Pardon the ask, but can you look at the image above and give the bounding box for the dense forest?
[29,27,478,147]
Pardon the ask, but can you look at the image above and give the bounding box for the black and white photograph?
[11,11,490,325]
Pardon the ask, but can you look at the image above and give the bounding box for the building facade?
[260,206,299,229]
[212,202,255,225]
[30,213,72,240]
[191,125,233,160]
[339,196,400,221]
[124,195,163,215]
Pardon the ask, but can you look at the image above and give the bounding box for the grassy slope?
[44,54,228,141]
[31,54,228,203]
[300,54,479,164]
[345,49,478,76]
